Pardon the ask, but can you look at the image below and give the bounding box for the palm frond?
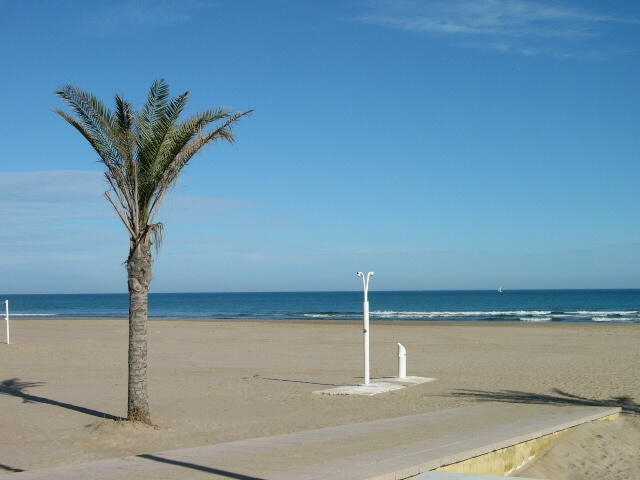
[56,85,116,154]
[149,222,165,253]
[54,109,105,159]
[151,107,231,179]
[104,190,136,238]
[115,95,134,131]
[137,91,190,212]
[146,109,252,224]
[138,79,170,134]
[56,79,252,251]
[137,79,172,165]
[56,86,142,236]
[173,109,253,165]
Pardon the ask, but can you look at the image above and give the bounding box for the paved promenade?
[9,404,619,480]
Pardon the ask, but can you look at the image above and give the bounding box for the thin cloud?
[82,0,204,34]
[162,194,255,220]
[358,0,639,57]
[0,170,253,259]
[0,171,108,224]
[0,171,116,261]
[0,171,104,201]
[346,247,451,255]
[0,171,253,225]
[594,240,640,247]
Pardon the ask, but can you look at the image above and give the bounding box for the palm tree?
[55,79,252,424]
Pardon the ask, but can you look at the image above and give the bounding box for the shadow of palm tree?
[255,376,346,387]
[0,463,24,472]
[449,388,639,415]
[0,378,125,421]
[138,454,264,479]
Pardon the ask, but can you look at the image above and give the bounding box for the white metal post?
[356,272,374,384]
[398,343,407,378]
[5,300,9,345]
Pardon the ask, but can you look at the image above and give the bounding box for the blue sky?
[1,0,639,293]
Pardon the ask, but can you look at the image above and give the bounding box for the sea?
[3,289,640,323]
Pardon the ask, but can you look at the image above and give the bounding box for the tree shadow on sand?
[254,375,347,387]
[449,388,639,415]
[0,378,125,421]
[138,454,264,479]
[0,463,24,473]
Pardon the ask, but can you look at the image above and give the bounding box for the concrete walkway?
[9,404,620,480]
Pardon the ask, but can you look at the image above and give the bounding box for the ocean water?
[2,289,639,323]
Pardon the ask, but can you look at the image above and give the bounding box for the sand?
[0,319,638,478]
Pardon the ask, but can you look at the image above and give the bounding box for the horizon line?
[4,287,640,296]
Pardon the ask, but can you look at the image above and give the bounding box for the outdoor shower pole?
[5,300,9,345]
[356,272,374,384]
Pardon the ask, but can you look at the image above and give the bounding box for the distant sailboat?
[498,287,503,293]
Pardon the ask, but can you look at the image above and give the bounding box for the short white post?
[4,300,9,345]
[398,343,407,378]
[356,272,374,385]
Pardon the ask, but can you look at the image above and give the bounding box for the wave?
[372,310,552,318]
[299,309,640,323]
[9,313,57,317]
[570,310,640,316]
[591,316,638,322]
[303,313,343,318]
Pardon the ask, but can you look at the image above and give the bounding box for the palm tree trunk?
[126,238,153,424]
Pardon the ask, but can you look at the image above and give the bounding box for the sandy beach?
[1,318,638,478]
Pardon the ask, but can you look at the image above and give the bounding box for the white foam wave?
[10,313,56,317]
[520,317,552,322]
[570,310,639,316]
[592,316,637,322]
[301,310,640,322]
[372,310,552,318]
